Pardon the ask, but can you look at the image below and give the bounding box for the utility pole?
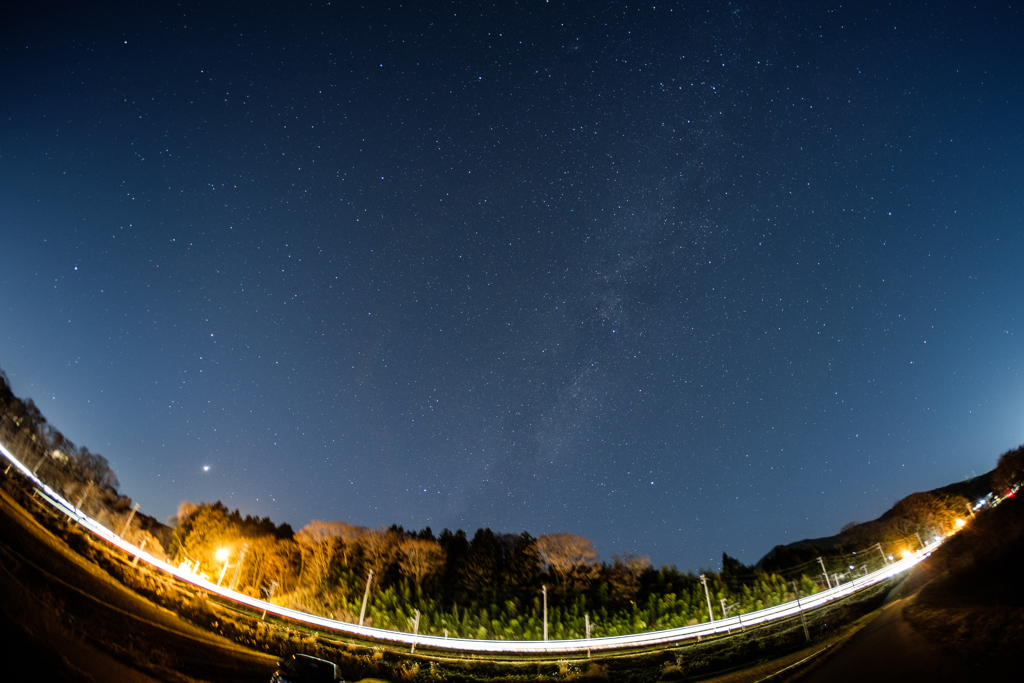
[876,542,888,565]
[410,609,421,653]
[14,430,30,464]
[261,581,278,620]
[861,564,868,577]
[132,539,148,567]
[833,573,840,588]
[229,542,248,590]
[700,574,715,623]
[817,557,832,589]
[542,585,549,641]
[119,502,140,539]
[720,598,739,633]
[791,581,810,641]
[32,450,47,475]
[76,481,93,511]
[359,570,374,626]
[217,557,231,587]
[915,532,924,550]
[585,613,591,658]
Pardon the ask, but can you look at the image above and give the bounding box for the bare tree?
[296,520,349,587]
[360,527,399,586]
[169,499,199,527]
[127,527,167,562]
[263,538,301,594]
[537,533,600,597]
[73,448,119,492]
[608,551,651,603]
[398,537,446,590]
[994,445,1024,494]
[243,534,282,592]
[332,521,366,566]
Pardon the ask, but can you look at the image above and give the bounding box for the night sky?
[2,1,1022,571]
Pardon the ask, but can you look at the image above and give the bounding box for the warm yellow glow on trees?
[168,501,299,595]
[398,537,446,590]
[296,521,346,588]
[885,491,970,539]
[360,527,401,587]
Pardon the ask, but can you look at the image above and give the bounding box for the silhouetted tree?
[499,532,542,599]
[608,552,651,604]
[73,447,119,493]
[994,445,1024,494]
[458,528,503,602]
[438,528,469,600]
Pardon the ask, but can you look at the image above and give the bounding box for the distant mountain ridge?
[755,471,994,573]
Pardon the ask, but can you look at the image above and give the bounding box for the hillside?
[903,489,1024,659]
[755,471,992,573]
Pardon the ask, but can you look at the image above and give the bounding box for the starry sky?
[2,1,1022,570]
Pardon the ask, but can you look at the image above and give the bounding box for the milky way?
[1,1,1022,569]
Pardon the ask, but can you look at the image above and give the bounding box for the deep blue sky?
[2,1,1022,570]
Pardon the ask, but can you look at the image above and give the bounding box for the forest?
[2,365,1005,641]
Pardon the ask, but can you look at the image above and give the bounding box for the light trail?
[1,443,932,655]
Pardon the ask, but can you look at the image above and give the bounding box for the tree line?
[166,499,822,639]
[0,367,169,554]
[994,444,1024,496]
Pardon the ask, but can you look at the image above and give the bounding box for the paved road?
[798,596,1003,682]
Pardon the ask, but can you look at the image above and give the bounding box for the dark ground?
[0,479,277,682]
[794,595,1012,682]
[792,493,1024,682]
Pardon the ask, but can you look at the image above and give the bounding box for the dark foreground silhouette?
[0,480,276,682]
